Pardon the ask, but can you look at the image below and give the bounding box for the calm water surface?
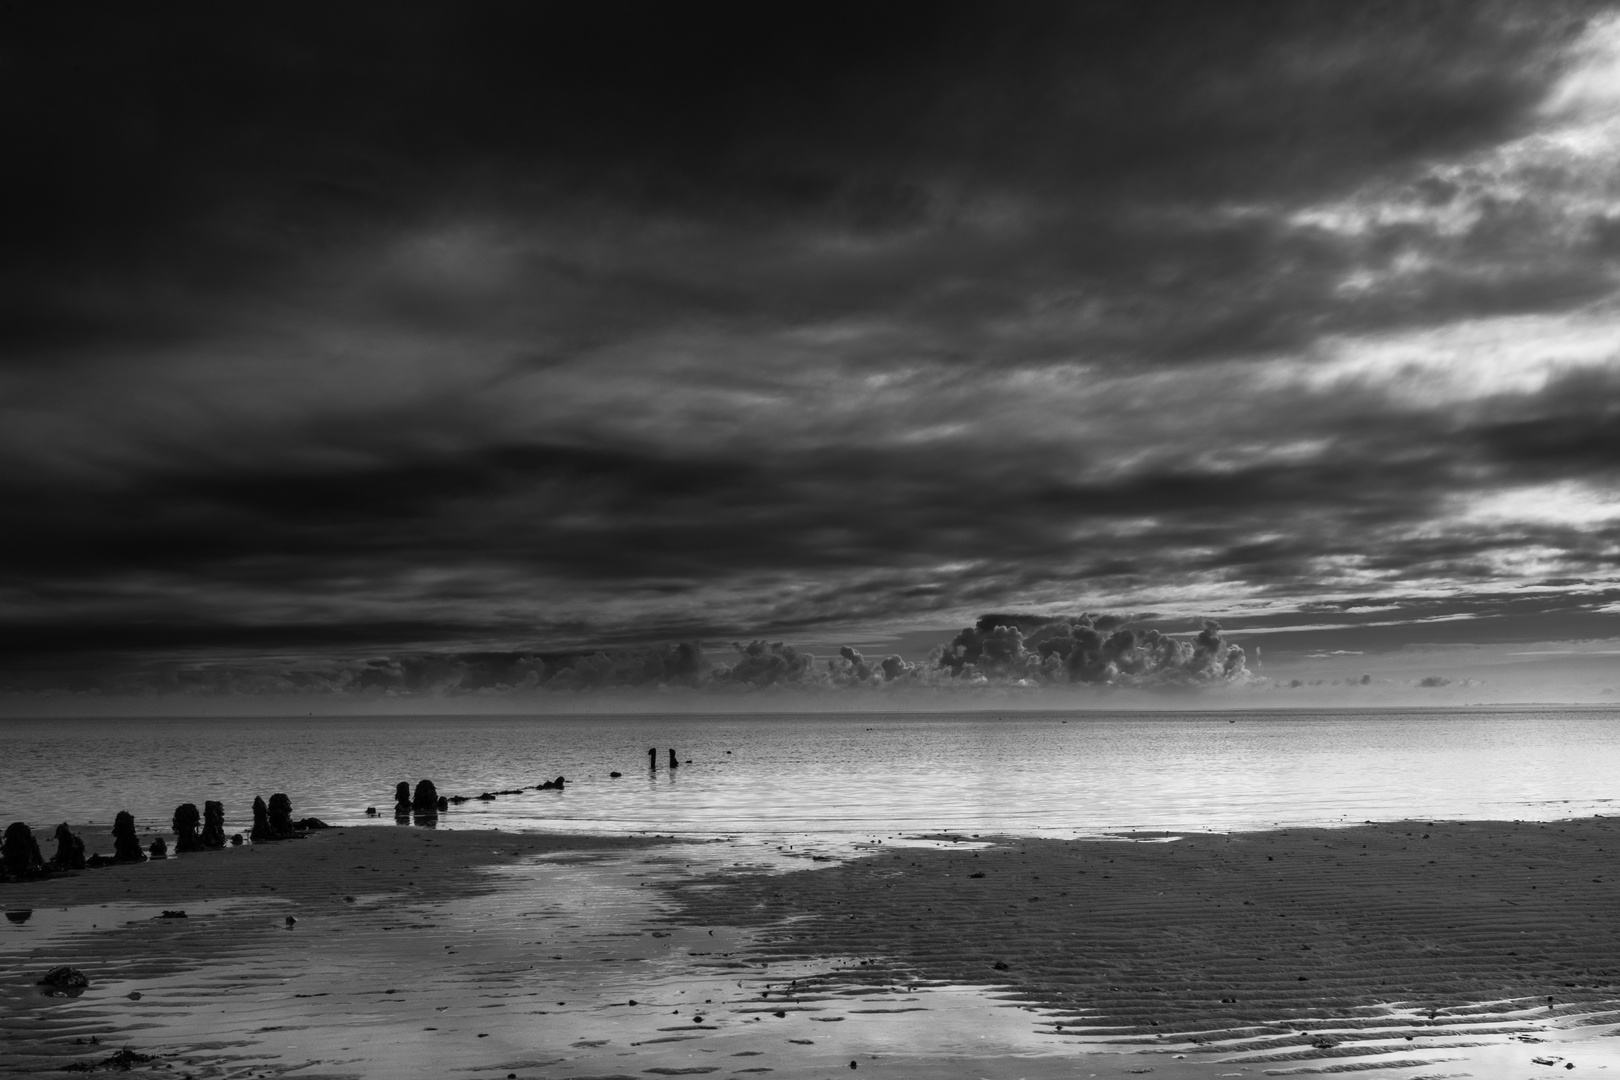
[2,708,1616,847]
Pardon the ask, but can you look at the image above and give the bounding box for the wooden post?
[649,747,657,771]
[668,748,679,769]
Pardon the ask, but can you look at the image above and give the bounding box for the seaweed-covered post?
[172,804,203,852]
[668,748,679,770]
[250,797,272,842]
[394,782,411,817]
[52,824,85,870]
[2,822,45,880]
[112,812,144,862]
[412,780,439,814]
[267,794,295,838]
[200,801,226,848]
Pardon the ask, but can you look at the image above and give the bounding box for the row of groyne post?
[6,749,693,886]
[0,793,330,885]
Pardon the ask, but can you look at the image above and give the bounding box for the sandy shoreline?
[5,819,1620,1077]
[1,826,669,909]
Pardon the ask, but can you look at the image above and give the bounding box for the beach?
[6,819,1620,1077]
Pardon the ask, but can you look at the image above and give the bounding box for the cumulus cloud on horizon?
[0,614,1252,699]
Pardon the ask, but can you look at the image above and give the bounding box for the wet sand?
[1,826,664,909]
[4,820,1620,1077]
[669,816,1620,1074]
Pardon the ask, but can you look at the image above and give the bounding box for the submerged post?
[668,748,678,770]
[648,747,657,772]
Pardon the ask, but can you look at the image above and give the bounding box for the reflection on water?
[2,708,1618,844]
[0,848,1196,1078]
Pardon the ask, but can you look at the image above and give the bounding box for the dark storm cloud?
[2,369,1616,664]
[2,2,1597,361]
[2,2,1618,696]
[2,365,1615,669]
[3,402,1588,659]
[1473,368,1620,475]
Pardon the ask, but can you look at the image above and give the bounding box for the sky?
[2,1,1619,710]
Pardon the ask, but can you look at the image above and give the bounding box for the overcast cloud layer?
[3,2,1619,704]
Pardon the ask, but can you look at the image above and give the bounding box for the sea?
[9,706,1620,1077]
[3,706,1617,849]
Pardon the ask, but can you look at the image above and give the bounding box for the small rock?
[38,966,90,994]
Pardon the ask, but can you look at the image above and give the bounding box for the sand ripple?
[666,818,1620,1073]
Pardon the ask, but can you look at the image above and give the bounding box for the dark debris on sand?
[61,1047,158,1072]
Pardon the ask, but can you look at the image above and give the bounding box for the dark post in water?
[668,748,679,770]
[648,747,657,772]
